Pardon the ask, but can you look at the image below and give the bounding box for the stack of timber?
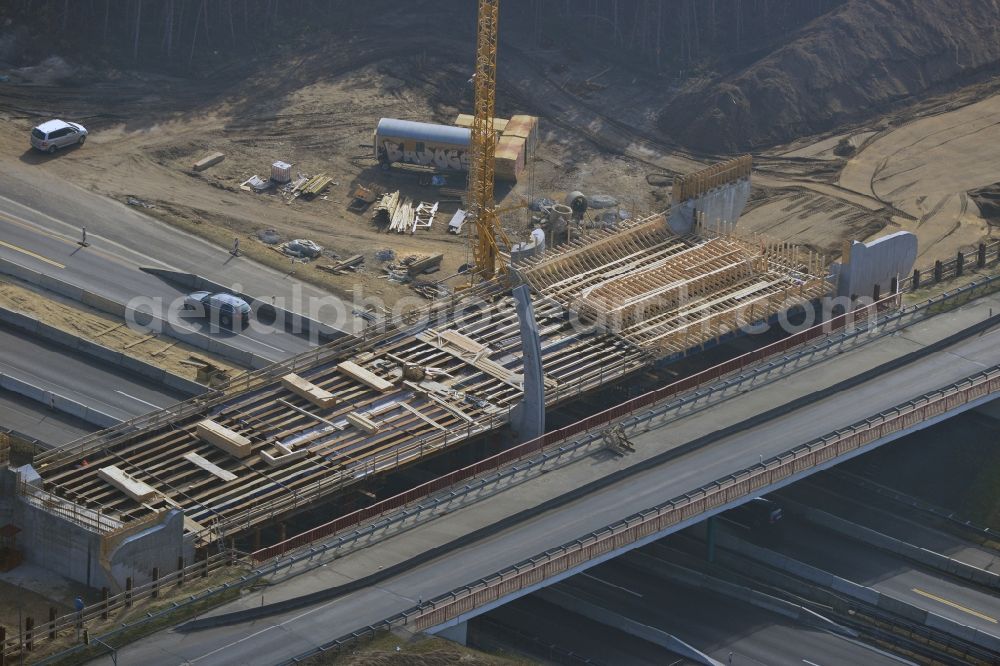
[372,190,401,227]
[382,254,442,283]
[372,193,438,234]
[389,198,416,233]
[317,254,364,275]
[296,174,333,198]
[192,152,225,172]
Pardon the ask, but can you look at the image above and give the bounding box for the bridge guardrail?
[406,365,1000,633]
[901,239,1000,291]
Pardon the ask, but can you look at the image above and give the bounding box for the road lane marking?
[911,588,997,623]
[0,209,150,270]
[581,572,643,598]
[0,210,68,242]
[240,335,285,353]
[115,391,162,410]
[0,202,172,271]
[0,239,65,268]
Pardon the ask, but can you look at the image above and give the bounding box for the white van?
[30,119,88,153]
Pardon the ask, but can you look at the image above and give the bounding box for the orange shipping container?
[495,135,525,182]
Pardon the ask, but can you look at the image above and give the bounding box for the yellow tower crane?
[467,0,513,283]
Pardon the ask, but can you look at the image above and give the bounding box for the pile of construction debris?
[317,254,364,275]
[382,253,443,282]
[379,253,446,298]
[279,239,323,259]
[372,191,439,234]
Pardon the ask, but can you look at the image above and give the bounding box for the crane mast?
[468,0,511,282]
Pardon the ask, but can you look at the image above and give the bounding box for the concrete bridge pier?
[435,620,468,645]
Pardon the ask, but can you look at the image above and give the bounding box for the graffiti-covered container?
[374,118,471,173]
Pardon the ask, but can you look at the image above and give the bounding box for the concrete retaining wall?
[141,267,344,343]
[0,256,270,369]
[0,305,206,396]
[717,531,1000,653]
[623,550,855,637]
[832,232,918,299]
[107,509,191,590]
[0,370,120,428]
[666,178,751,236]
[2,467,189,590]
[12,487,104,587]
[536,587,723,666]
[787,500,1000,591]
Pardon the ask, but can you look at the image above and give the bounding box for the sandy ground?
[0,276,240,381]
[739,188,888,258]
[838,92,1000,260]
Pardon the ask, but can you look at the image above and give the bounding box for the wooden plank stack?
[297,174,333,198]
[372,190,401,226]
[192,152,225,172]
[317,254,364,275]
[372,191,439,234]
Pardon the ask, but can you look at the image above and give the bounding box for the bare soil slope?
[660,0,1000,152]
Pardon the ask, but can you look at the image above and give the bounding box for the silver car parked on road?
[30,119,88,154]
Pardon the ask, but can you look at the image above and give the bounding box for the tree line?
[2,0,844,71]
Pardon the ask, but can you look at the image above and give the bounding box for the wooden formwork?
[33,292,646,544]
[31,210,825,546]
[521,217,829,358]
[672,154,752,203]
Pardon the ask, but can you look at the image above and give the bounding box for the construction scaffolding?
[519,216,828,358]
[31,291,646,545]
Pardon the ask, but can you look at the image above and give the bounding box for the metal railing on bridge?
[253,288,912,562]
[407,365,1000,632]
[283,364,1000,663]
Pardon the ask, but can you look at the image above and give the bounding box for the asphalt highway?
[96,301,1000,665]
[484,596,683,665]
[0,388,95,446]
[771,517,1000,637]
[554,559,909,666]
[779,478,1000,573]
[0,166,360,361]
[0,323,190,422]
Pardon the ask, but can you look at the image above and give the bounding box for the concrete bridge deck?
[96,282,1000,665]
